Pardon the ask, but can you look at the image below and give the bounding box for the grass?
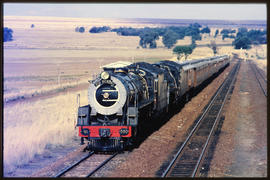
[4,90,87,171]
[4,89,89,174]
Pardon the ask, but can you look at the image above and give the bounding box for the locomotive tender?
[77,55,230,151]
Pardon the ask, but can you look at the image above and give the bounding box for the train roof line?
[102,61,133,69]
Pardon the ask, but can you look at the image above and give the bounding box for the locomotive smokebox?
[88,76,127,116]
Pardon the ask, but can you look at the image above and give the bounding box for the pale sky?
[3,3,267,21]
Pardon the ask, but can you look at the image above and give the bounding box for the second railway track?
[248,60,267,97]
[54,152,117,177]
[160,60,240,177]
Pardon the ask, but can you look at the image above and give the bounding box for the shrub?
[78,27,85,33]
[89,26,111,33]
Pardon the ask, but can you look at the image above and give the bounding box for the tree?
[173,45,194,61]
[149,41,157,48]
[162,30,178,48]
[208,40,218,55]
[185,24,202,43]
[4,27,13,42]
[201,26,211,34]
[232,36,251,49]
[78,27,85,33]
[191,23,202,29]
[247,29,267,44]
[221,29,230,34]
[31,24,35,28]
[191,33,202,41]
[238,27,248,34]
[167,26,186,39]
[214,29,219,38]
[139,30,159,49]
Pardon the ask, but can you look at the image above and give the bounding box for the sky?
[3,3,267,21]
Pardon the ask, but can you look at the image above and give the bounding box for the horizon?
[4,3,267,21]
[4,15,267,22]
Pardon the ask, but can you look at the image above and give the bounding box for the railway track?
[54,151,117,177]
[248,60,267,97]
[161,60,240,177]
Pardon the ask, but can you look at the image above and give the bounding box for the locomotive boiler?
[76,55,230,151]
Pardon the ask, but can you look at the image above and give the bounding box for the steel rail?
[54,151,95,177]
[252,62,267,84]
[86,152,118,177]
[249,61,267,97]
[191,62,239,177]
[161,62,235,177]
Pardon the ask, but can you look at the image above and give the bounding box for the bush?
[78,27,85,33]
[89,26,111,33]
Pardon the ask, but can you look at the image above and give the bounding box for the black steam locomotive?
[77,55,230,151]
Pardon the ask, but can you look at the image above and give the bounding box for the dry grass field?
[3,16,267,176]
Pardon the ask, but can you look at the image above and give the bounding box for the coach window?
[154,79,158,91]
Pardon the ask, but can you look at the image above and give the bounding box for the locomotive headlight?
[101,71,110,80]
[81,128,90,136]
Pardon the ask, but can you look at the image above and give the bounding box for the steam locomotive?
[77,55,230,151]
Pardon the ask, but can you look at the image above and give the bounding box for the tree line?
[80,23,208,49]
[81,25,265,50]
[232,27,267,49]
